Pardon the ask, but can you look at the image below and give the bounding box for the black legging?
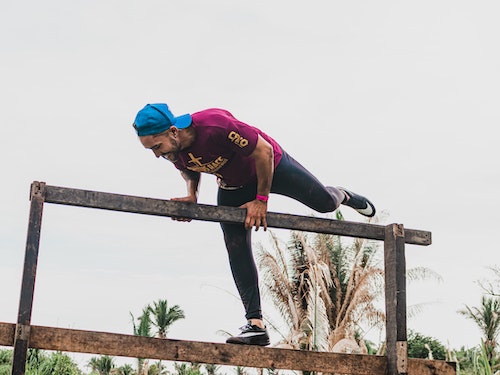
[217,150,343,320]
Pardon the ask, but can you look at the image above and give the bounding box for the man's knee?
[316,198,340,213]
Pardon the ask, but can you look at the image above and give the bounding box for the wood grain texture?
[39,183,431,245]
[0,323,455,375]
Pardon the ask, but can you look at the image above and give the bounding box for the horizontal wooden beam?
[0,322,455,375]
[37,182,431,246]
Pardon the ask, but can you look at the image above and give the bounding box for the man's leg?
[271,151,375,217]
[217,186,270,346]
[219,222,262,321]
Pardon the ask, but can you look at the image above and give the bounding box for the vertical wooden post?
[384,223,407,375]
[11,182,46,375]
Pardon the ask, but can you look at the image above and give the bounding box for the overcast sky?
[1,0,500,368]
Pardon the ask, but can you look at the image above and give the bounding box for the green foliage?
[148,299,186,339]
[116,363,135,375]
[131,299,185,374]
[453,346,479,374]
[27,348,68,375]
[0,349,12,375]
[87,355,115,375]
[26,348,46,371]
[174,362,203,375]
[407,330,446,360]
[362,339,379,355]
[457,341,500,375]
[131,307,153,374]
[459,296,500,367]
[459,296,500,344]
[204,364,221,375]
[169,363,223,375]
[457,267,500,372]
[0,348,12,365]
[233,367,247,375]
[131,307,153,338]
[0,349,80,375]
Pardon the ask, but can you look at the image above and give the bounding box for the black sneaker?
[338,187,376,217]
[226,323,270,346]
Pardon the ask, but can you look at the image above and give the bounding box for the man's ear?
[170,126,178,138]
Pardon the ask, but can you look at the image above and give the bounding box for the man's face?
[140,129,181,162]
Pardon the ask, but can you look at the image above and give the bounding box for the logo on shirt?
[186,152,228,176]
[228,131,248,148]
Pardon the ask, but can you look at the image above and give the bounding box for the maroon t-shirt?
[173,108,283,187]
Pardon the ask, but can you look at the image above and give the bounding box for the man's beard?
[161,139,180,162]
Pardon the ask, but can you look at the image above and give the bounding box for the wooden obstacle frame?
[1,181,456,375]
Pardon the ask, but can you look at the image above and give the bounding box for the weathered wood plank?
[39,183,431,246]
[0,322,15,346]
[384,224,408,375]
[409,359,457,375]
[0,323,455,375]
[12,182,46,375]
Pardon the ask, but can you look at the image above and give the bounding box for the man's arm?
[180,169,201,202]
[240,134,274,231]
[170,170,201,222]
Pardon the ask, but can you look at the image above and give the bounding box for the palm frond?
[148,299,185,338]
[407,266,443,283]
[305,279,330,351]
[459,296,500,343]
[257,248,299,329]
[408,302,431,319]
[256,222,392,352]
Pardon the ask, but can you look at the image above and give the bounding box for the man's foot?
[338,188,376,218]
[226,322,270,346]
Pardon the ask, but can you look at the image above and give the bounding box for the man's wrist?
[256,194,269,203]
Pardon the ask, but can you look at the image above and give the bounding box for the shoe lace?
[239,323,254,332]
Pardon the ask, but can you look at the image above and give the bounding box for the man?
[133,103,376,346]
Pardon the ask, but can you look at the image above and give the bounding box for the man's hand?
[170,195,197,222]
[243,135,272,231]
[240,199,268,231]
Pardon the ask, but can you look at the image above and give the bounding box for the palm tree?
[131,307,153,375]
[204,364,221,375]
[38,351,81,375]
[459,296,500,367]
[87,355,115,375]
[256,211,385,352]
[258,210,442,354]
[131,307,153,338]
[116,363,135,375]
[148,299,186,339]
[257,230,331,351]
[173,362,202,375]
[148,299,185,373]
[315,218,385,347]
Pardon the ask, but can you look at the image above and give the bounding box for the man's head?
[133,103,192,136]
[134,103,193,162]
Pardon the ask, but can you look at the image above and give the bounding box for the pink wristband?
[256,194,269,202]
